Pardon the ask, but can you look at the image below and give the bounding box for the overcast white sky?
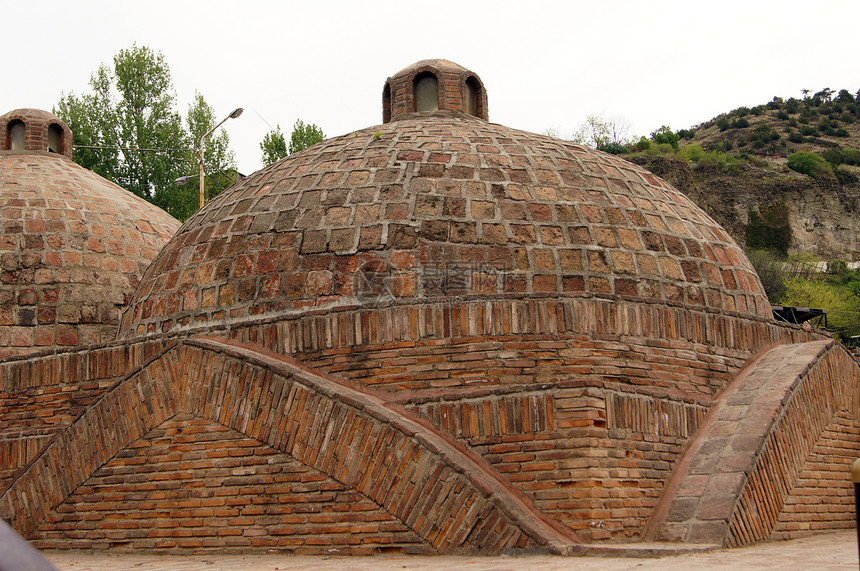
[3,0,858,175]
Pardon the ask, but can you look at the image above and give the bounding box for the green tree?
[778,279,860,335]
[572,115,610,149]
[649,126,679,150]
[571,114,631,152]
[152,92,238,220]
[260,125,288,166]
[288,119,325,155]
[55,45,234,219]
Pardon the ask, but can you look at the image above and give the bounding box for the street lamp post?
[197,107,243,208]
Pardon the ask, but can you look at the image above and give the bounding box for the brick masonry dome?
[120,65,771,340]
[0,109,181,358]
[4,69,860,556]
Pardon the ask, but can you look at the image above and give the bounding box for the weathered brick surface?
[0,109,73,158]
[3,65,858,554]
[32,415,427,554]
[771,411,860,539]
[0,341,172,490]
[0,117,179,357]
[220,298,818,399]
[119,111,772,339]
[383,59,488,122]
[402,382,709,541]
[649,340,860,546]
[1,337,576,553]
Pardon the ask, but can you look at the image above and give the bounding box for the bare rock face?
[630,154,860,261]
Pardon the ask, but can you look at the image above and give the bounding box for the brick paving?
[42,530,858,570]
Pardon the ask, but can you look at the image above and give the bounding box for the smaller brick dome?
[0,109,180,358]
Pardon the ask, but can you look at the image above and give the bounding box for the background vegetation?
[56,45,326,220]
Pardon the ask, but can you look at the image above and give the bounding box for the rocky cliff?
[629,155,860,261]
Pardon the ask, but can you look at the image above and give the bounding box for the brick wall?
[0,152,179,355]
[32,414,427,554]
[226,297,820,397]
[0,341,172,489]
[402,382,709,541]
[772,410,860,539]
[1,337,574,553]
[728,343,860,546]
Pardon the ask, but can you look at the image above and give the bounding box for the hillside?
[625,88,860,261]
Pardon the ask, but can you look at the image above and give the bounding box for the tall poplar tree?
[55,45,237,220]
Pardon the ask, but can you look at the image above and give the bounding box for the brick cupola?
[0,108,74,159]
[382,59,488,123]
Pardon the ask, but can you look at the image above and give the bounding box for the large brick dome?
[120,88,769,339]
[0,109,180,358]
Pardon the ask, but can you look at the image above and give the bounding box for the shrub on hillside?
[598,142,628,155]
[842,148,860,165]
[823,148,844,166]
[788,131,805,144]
[836,167,859,185]
[745,202,792,257]
[749,125,780,148]
[680,143,706,162]
[787,152,834,178]
[650,126,680,150]
[633,137,652,152]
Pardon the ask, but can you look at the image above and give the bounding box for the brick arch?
[0,336,578,554]
[463,74,488,120]
[646,340,860,546]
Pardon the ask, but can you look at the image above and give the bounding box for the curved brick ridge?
[771,409,860,538]
[0,336,580,553]
[0,339,175,494]
[647,340,860,546]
